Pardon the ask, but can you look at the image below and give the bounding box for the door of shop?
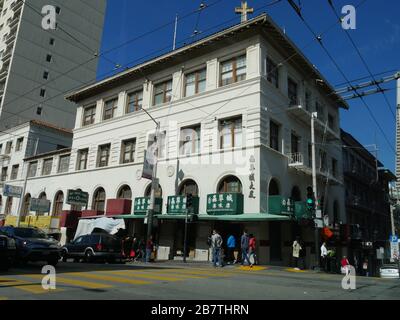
[270,221,282,261]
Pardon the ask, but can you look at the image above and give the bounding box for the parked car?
[0,230,16,270]
[0,226,61,266]
[379,264,399,279]
[61,233,123,263]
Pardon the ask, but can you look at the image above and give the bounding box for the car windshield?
[14,228,48,239]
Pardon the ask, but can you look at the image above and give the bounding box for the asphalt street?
[0,261,399,300]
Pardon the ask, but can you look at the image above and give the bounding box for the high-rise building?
[0,0,107,130]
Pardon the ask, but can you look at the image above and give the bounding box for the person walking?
[292,237,302,270]
[211,230,223,267]
[320,242,328,271]
[240,230,251,266]
[248,234,257,267]
[145,235,154,263]
[363,258,369,277]
[227,234,236,264]
[341,255,350,274]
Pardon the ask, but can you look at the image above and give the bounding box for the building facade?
[0,120,72,219]
[342,129,395,274]
[0,0,107,130]
[6,14,348,266]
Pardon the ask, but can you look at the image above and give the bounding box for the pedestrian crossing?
[0,265,274,299]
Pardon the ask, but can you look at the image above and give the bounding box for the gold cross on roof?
[235,1,254,23]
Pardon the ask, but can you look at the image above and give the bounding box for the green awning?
[114,213,292,222]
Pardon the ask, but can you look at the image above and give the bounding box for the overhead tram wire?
[0,0,284,125]
[334,69,399,88]
[326,0,396,120]
[0,0,227,123]
[286,0,396,155]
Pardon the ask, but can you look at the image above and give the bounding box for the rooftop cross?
[235,1,254,23]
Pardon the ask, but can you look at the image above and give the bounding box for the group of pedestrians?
[121,234,155,263]
[209,230,257,268]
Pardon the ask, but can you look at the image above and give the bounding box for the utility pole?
[311,112,320,270]
[173,14,178,51]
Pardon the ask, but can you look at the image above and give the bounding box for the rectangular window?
[305,91,311,111]
[180,125,201,155]
[43,71,49,80]
[147,132,166,159]
[185,68,206,97]
[27,162,37,178]
[219,117,242,149]
[103,98,118,120]
[42,158,53,176]
[77,149,88,170]
[1,167,7,181]
[316,101,325,121]
[58,154,70,173]
[288,78,298,106]
[266,57,279,88]
[10,165,18,180]
[46,54,52,62]
[270,121,280,152]
[319,150,327,172]
[49,38,55,46]
[15,137,23,151]
[82,105,96,126]
[220,55,246,86]
[121,139,136,164]
[5,141,12,154]
[126,91,143,114]
[328,114,335,130]
[97,144,111,167]
[332,158,338,178]
[291,132,300,154]
[153,80,172,105]
[40,88,46,97]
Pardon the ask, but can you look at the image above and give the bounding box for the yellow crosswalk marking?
[237,266,267,271]
[106,270,184,282]
[25,274,112,289]
[285,268,307,273]
[129,270,207,279]
[0,277,60,294]
[152,268,233,277]
[69,272,152,285]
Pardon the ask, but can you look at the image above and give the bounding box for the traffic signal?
[306,186,315,212]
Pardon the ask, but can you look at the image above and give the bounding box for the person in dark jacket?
[240,231,251,266]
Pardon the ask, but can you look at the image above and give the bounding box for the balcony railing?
[288,152,304,166]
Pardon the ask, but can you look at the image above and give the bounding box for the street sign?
[30,198,51,213]
[66,189,89,206]
[3,184,23,198]
[390,235,399,261]
[142,150,155,180]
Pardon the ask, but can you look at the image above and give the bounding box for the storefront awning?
[114,213,292,222]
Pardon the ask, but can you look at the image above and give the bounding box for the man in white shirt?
[320,242,328,271]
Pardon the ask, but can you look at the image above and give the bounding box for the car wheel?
[84,250,94,263]
[61,250,68,262]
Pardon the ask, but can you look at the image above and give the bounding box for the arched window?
[4,197,13,215]
[117,185,132,199]
[269,179,280,195]
[333,200,339,225]
[93,188,106,212]
[217,175,242,193]
[53,191,64,216]
[291,186,301,201]
[178,179,199,196]
[39,192,47,200]
[22,194,31,216]
[145,184,162,198]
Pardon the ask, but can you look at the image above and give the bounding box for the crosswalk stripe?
[25,274,112,289]
[69,272,152,285]
[0,277,59,294]
[105,270,184,282]
[149,268,234,277]
[125,270,208,279]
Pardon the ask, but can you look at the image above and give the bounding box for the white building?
[0,0,107,130]
[10,14,349,266]
[0,119,72,219]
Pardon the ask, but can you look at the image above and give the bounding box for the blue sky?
[97,0,399,172]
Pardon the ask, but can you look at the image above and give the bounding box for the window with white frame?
[220,55,246,86]
[42,158,53,176]
[185,69,206,97]
[27,162,37,178]
[58,154,70,173]
[219,117,242,149]
[266,57,279,88]
[180,125,201,155]
[153,80,172,105]
[103,98,118,120]
[126,91,143,113]
[83,105,96,126]
[76,149,88,170]
[121,139,136,164]
[97,144,111,167]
